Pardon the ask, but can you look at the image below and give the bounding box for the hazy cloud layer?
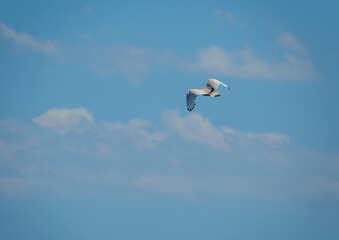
[0,22,61,56]
[0,108,337,199]
[1,22,320,83]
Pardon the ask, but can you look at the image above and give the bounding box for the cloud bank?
[0,108,337,200]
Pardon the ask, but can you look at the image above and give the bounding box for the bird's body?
[186,78,230,111]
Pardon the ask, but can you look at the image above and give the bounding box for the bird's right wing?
[218,81,230,90]
[186,89,204,111]
[202,79,230,92]
[186,91,197,111]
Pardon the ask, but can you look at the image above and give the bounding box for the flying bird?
[186,78,230,111]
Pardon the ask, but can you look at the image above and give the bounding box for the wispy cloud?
[225,10,244,27]
[214,9,244,27]
[0,22,61,56]
[221,126,290,147]
[0,22,153,83]
[77,39,319,82]
[84,3,92,14]
[102,118,164,149]
[1,22,320,83]
[276,32,305,52]
[180,45,320,81]
[61,41,155,84]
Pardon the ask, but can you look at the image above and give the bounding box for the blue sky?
[1,0,339,239]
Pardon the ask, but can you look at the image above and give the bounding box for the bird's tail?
[209,92,220,97]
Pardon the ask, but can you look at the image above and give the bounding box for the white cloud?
[33,107,94,135]
[276,32,305,52]
[0,22,61,56]
[181,46,320,81]
[32,107,163,149]
[163,110,230,151]
[163,110,289,151]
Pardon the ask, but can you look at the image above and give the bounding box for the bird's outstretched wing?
[186,89,204,111]
[218,80,230,90]
[201,78,230,93]
[186,91,197,111]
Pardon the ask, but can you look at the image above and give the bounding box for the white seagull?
[186,78,230,111]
